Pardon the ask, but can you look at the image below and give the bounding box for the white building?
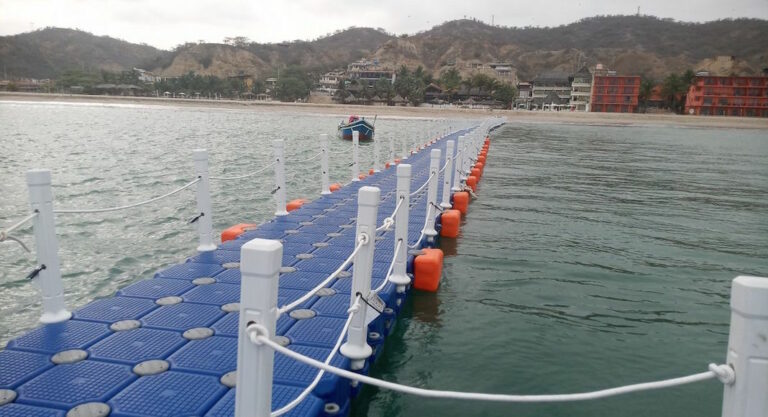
[570,67,592,112]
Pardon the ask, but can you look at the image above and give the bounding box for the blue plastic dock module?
[0,128,475,416]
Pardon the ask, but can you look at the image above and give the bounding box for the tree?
[374,77,394,102]
[638,77,654,112]
[661,73,684,113]
[492,83,517,108]
[274,66,311,102]
[439,68,462,92]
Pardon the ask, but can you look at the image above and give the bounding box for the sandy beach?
[2,91,767,130]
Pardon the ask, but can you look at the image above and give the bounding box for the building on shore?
[531,71,571,110]
[570,66,592,111]
[314,71,344,96]
[346,59,394,89]
[514,82,533,109]
[590,65,640,113]
[684,74,768,117]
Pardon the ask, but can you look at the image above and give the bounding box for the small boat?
[338,115,375,141]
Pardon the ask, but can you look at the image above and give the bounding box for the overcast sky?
[1,0,766,49]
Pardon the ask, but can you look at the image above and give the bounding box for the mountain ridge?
[1,16,766,82]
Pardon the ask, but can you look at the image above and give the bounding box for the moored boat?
[338,115,375,141]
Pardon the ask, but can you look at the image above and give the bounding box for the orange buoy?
[385,162,391,169]
[369,168,375,175]
[452,192,469,214]
[286,198,308,212]
[221,223,257,242]
[478,155,486,164]
[358,173,367,180]
[470,167,481,180]
[330,183,342,192]
[394,158,401,164]
[466,175,478,192]
[413,248,444,292]
[440,209,461,238]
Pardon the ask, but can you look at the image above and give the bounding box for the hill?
[0,28,166,79]
[1,16,766,82]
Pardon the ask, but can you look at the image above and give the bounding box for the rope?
[270,307,355,417]
[53,178,200,214]
[375,196,405,233]
[253,337,734,404]
[0,211,38,244]
[439,158,450,174]
[292,151,323,164]
[330,147,353,155]
[277,235,366,315]
[210,162,276,181]
[372,239,402,294]
[410,172,435,197]
[409,205,433,249]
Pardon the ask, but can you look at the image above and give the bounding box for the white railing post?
[721,275,768,417]
[340,186,379,370]
[424,149,441,244]
[235,239,282,417]
[192,149,216,252]
[440,140,455,209]
[388,164,411,293]
[273,139,288,216]
[26,169,71,324]
[351,130,360,182]
[320,133,330,195]
[373,137,380,173]
[452,135,464,192]
[389,135,395,164]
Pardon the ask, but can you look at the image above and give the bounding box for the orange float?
[477,155,486,164]
[413,248,444,292]
[358,173,367,180]
[466,175,478,192]
[369,168,375,175]
[221,223,257,242]
[470,167,482,180]
[440,209,461,238]
[330,183,342,192]
[385,162,391,169]
[452,192,469,214]
[286,198,307,212]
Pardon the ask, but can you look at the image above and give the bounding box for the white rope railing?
[375,196,405,233]
[372,239,402,295]
[53,178,200,214]
[330,147,353,155]
[291,151,323,164]
[276,234,366,315]
[410,172,435,197]
[209,162,276,181]
[269,305,356,417]
[438,158,450,174]
[409,206,432,249]
[0,211,38,241]
[248,331,735,404]
[0,211,39,252]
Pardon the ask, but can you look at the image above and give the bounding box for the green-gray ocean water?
[1,102,767,417]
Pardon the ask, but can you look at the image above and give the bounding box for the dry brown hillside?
[1,16,766,82]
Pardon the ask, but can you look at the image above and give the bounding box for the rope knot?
[709,363,735,385]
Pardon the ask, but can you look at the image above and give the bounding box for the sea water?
[1,102,766,417]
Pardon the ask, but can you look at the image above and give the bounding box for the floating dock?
[0,124,498,417]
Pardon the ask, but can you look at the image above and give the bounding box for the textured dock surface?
[0,129,471,417]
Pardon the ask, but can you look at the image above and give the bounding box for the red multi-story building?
[590,74,641,113]
[684,75,768,117]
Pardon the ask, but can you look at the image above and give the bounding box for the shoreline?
[2,91,767,129]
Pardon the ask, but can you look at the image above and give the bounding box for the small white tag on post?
[364,292,385,326]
